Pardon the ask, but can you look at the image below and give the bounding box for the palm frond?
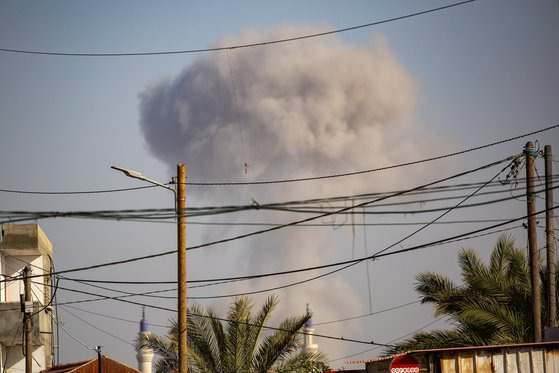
[394,234,540,353]
[253,313,310,372]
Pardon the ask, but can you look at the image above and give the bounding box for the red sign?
[390,354,419,373]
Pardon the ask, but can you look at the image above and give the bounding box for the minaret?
[136,308,154,373]
[303,304,318,353]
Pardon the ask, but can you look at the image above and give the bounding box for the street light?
[112,164,187,373]
[111,166,175,191]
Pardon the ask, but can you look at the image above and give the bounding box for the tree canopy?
[137,295,330,373]
[387,235,551,354]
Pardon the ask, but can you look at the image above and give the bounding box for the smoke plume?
[139,26,440,363]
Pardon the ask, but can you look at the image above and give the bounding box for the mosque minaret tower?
[136,308,154,373]
[303,304,318,353]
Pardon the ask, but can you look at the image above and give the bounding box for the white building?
[0,224,54,373]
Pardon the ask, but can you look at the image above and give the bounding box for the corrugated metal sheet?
[439,346,559,372]
[366,342,559,373]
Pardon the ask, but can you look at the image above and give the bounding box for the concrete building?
[0,224,54,373]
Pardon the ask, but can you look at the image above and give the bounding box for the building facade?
[0,224,54,373]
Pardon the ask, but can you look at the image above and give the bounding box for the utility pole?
[95,346,102,373]
[525,141,542,341]
[23,266,33,373]
[111,164,187,372]
[545,145,556,327]
[177,164,187,373]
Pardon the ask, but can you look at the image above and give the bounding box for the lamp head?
[111,166,144,180]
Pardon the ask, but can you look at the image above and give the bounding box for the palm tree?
[137,295,329,373]
[387,234,546,354]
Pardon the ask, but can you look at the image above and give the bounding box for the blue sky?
[1,0,558,370]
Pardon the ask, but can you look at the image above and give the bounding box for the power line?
[62,299,420,329]
[63,304,169,329]
[176,218,516,228]
[0,190,536,224]
[328,317,446,363]
[1,172,550,200]
[0,1,477,57]
[53,224,521,303]
[314,301,420,326]
[58,277,176,300]
[3,155,513,283]
[187,166,523,299]
[51,313,95,352]
[20,224,518,307]
[5,220,527,315]
[59,306,134,346]
[0,217,529,292]
[61,224,519,287]
[186,125,555,185]
[52,287,393,347]
[2,179,545,224]
[0,185,157,195]
[184,220,531,288]
[0,125,552,196]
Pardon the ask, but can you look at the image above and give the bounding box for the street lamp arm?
[111,166,176,194]
[111,163,188,373]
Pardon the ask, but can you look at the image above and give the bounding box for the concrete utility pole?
[177,164,187,373]
[23,266,33,373]
[525,141,542,342]
[545,145,556,327]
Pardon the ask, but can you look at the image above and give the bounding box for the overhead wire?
[187,159,523,299]
[50,312,95,352]
[328,317,447,364]
[61,299,421,330]
[22,285,395,347]
[59,305,134,346]
[57,277,176,300]
[0,0,477,57]
[0,174,551,202]
[1,155,516,283]
[2,175,553,227]
[0,217,532,295]
[0,185,157,195]
[52,224,522,303]
[185,125,558,185]
[183,218,533,288]
[0,155,532,298]
[0,185,540,224]
[63,304,169,329]
[0,126,555,194]
[314,300,420,326]
[59,224,521,289]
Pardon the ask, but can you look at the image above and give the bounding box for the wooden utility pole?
[545,145,556,327]
[23,266,33,373]
[177,163,187,373]
[525,141,542,341]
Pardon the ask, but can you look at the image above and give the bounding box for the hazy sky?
[1,0,558,370]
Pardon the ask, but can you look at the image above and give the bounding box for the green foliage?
[387,234,553,354]
[136,295,329,373]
